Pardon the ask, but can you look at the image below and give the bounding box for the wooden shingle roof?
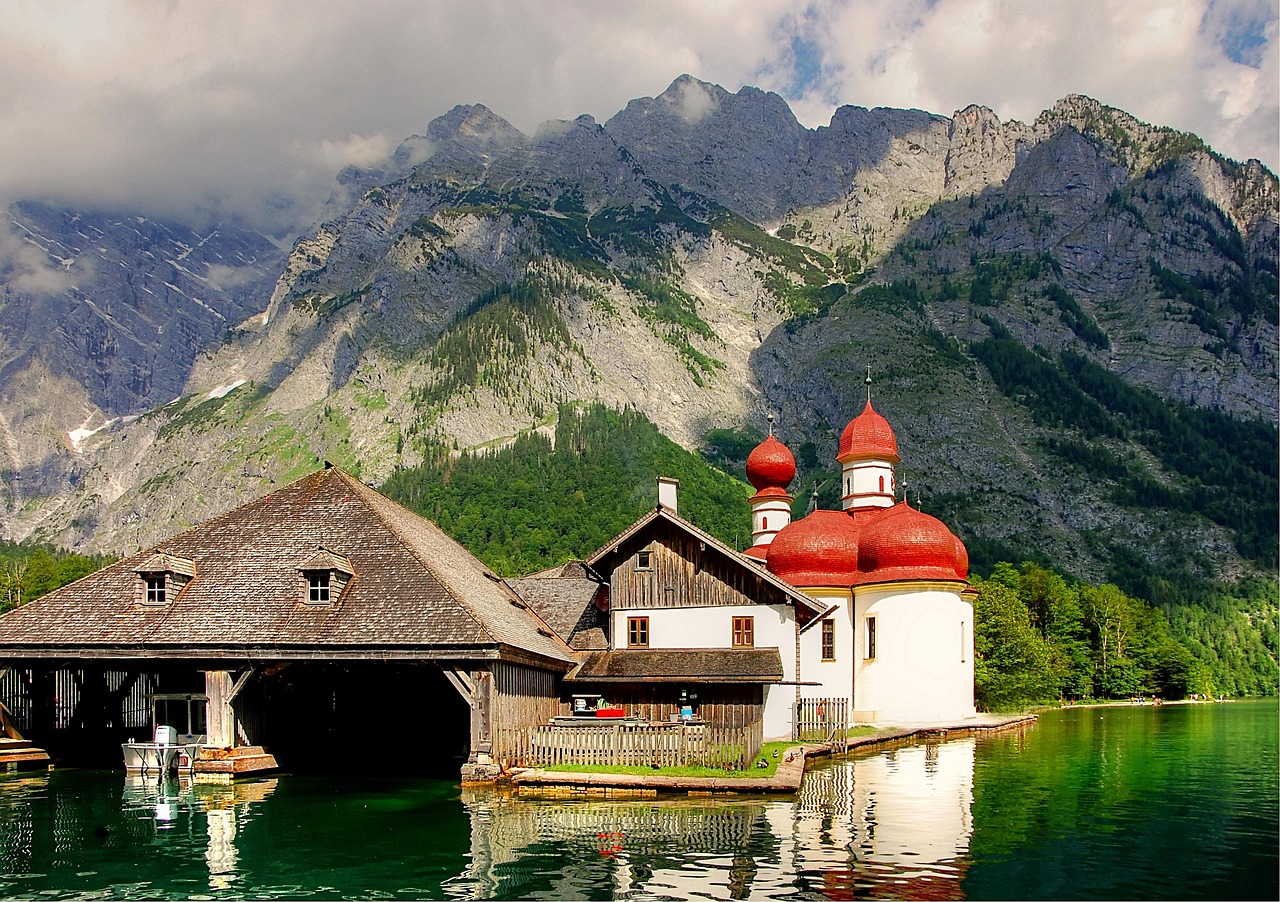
[565,648,784,683]
[0,466,573,667]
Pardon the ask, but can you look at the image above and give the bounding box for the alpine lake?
[0,700,1274,900]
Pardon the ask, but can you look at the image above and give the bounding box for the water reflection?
[120,775,278,892]
[1,704,1273,899]
[452,737,975,900]
[780,738,974,900]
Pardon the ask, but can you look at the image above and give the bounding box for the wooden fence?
[526,719,764,770]
[795,697,849,744]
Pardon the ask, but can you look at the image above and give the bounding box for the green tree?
[973,576,1061,709]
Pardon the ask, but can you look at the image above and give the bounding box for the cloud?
[673,77,723,123]
[785,0,1277,167]
[203,263,263,291]
[0,0,1272,237]
[0,218,87,295]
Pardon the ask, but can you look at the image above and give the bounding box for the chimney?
[657,476,680,513]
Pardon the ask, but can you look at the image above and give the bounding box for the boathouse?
[0,465,574,775]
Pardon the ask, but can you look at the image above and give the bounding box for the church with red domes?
[741,390,977,725]
[568,385,978,742]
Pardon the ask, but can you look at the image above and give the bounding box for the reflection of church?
[743,386,977,723]
[786,739,975,899]
[456,736,976,899]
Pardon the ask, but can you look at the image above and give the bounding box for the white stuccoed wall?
[853,583,976,723]
[611,601,853,740]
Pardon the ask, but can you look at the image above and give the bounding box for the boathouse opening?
[0,661,473,775]
[254,662,471,776]
[0,662,206,767]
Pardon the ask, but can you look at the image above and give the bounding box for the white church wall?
[853,583,976,723]
[796,589,855,710]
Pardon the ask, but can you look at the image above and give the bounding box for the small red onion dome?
[837,400,899,462]
[746,434,796,491]
[766,510,860,588]
[856,502,967,584]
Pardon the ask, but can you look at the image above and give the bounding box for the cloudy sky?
[1,0,1275,236]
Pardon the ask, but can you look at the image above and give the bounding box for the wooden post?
[205,671,235,748]
[471,670,492,759]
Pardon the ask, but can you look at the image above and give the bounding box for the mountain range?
[0,75,1275,599]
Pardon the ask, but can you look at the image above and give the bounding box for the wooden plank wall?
[525,720,764,770]
[489,662,560,765]
[0,667,160,735]
[610,524,783,610]
[590,684,762,733]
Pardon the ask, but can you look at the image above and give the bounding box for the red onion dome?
[953,533,970,580]
[856,502,967,584]
[766,510,860,588]
[837,400,899,462]
[746,434,796,491]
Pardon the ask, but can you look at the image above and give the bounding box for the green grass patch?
[539,741,808,779]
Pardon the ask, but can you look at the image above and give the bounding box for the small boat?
[122,693,209,776]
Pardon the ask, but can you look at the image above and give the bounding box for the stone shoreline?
[511,713,1037,797]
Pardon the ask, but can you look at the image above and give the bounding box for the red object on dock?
[595,707,626,718]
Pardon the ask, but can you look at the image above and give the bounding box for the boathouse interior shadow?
[0,661,471,776]
[255,662,470,776]
[1,663,206,768]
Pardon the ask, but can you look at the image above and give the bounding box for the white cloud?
[0,0,1272,236]
[786,0,1277,166]
[0,219,86,295]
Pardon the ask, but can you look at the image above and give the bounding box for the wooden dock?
[512,714,1038,796]
[192,745,278,780]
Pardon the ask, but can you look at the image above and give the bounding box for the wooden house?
[556,479,842,743]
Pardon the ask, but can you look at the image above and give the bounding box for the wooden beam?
[205,671,235,748]
[227,668,257,702]
[443,670,473,707]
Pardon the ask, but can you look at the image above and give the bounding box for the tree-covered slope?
[383,403,752,575]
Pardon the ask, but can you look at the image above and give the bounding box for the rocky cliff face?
[0,77,1274,588]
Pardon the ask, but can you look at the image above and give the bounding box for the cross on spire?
[766,411,774,437]
[865,365,873,403]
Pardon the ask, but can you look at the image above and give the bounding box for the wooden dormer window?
[307,570,331,604]
[296,546,354,607]
[135,551,195,607]
[636,550,652,571]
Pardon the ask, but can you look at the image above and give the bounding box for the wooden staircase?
[0,736,52,771]
[0,703,52,771]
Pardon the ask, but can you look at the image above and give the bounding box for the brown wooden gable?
[587,507,826,619]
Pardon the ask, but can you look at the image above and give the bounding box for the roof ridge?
[329,469,495,642]
[332,469,574,660]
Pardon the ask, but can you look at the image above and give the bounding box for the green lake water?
[0,700,1274,900]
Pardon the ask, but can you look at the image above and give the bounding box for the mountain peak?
[426,104,526,147]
